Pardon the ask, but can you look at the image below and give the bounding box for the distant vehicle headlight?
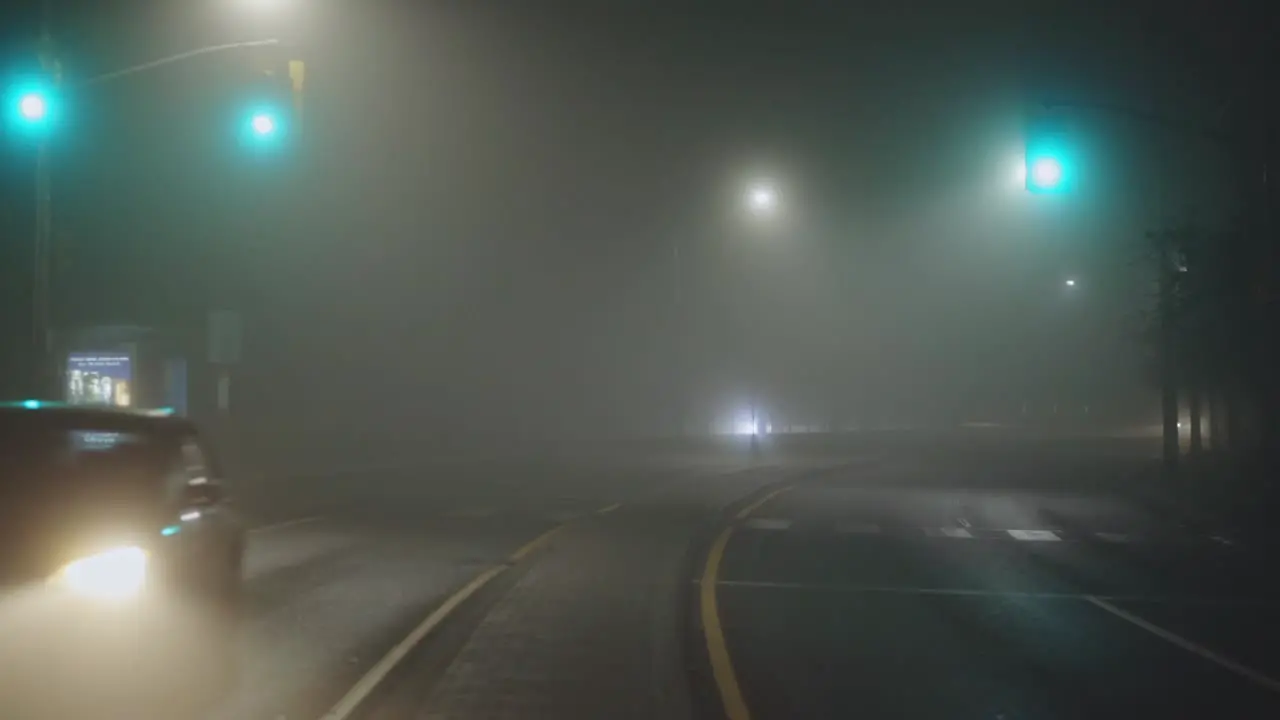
[53,546,148,600]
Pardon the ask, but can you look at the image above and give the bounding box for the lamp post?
[669,179,782,436]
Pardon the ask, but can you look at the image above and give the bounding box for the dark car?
[0,403,245,717]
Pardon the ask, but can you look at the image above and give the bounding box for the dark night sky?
[0,1,1251,449]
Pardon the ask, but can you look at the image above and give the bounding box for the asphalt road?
[33,436,1280,719]
[199,454,788,720]
[709,448,1280,719]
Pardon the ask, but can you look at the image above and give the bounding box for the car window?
[0,421,165,502]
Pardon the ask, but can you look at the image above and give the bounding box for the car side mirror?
[181,480,223,507]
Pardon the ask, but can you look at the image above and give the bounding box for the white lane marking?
[1210,535,1235,546]
[712,580,1274,606]
[927,527,973,539]
[318,565,508,720]
[835,522,882,535]
[1008,529,1061,542]
[742,518,792,531]
[1086,595,1280,694]
[1096,532,1131,543]
[248,516,323,534]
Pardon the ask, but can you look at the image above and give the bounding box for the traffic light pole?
[31,7,57,396]
[1156,233,1180,484]
[32,140,52,396]
[20,36,285,398]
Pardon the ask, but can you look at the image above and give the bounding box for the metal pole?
[671,236,683,435]
[33,142,52,395]
[33,3,56,397]
[1158,233,1180,482]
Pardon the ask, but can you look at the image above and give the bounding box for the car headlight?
[53,546,148,600]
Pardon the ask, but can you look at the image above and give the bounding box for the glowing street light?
[1065,277,1077,288]
[746,182,778,215]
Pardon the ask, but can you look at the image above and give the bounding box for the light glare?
[18,93,46,120]
[251,113,276,135]
[1030,157,1062,188]
[56,546,148,600]
[747,184,777,214]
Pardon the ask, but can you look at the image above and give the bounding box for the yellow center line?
[735,485,793,520]
[701,526,750,720]
[700,484,793,720]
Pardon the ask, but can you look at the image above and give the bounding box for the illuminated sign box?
[65,352,133,408]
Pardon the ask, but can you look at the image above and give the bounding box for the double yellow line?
[700,486,792,720]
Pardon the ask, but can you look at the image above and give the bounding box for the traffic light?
[235,61,295,153]
[240,105,287,144]
[1024,114,1071,193]
[5,77,59,137]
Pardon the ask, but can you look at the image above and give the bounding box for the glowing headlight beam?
[54,546,148,600]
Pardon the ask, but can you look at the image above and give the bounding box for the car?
[0,402,245,718]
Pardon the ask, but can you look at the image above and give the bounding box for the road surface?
[44,437,1278,719]
[705,446,1280,719]
[202,455,786,720]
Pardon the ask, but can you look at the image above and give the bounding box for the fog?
[0,2,1239,469]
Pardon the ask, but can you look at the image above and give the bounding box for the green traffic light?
[239,106,289,153]
[6,80,58,135]
[1024,114,1072,194]
[250,112,277,136]
[18,92,47,121]
[1026,155,1065,192]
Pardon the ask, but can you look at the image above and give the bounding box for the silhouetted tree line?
[1146,218,1275,458]
[1128,2,1280,478]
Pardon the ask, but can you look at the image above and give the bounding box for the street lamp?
[1065,277,1077,288]
[746,182,778,216]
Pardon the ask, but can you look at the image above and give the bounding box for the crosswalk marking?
[720,517,1231,546]
[1007,529,1061,542]
[927,527,974,539]
[743,518,793,531]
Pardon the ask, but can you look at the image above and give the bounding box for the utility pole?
[1156,230,1180,482]
[671,235,684,436]
[30,1,60,398]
